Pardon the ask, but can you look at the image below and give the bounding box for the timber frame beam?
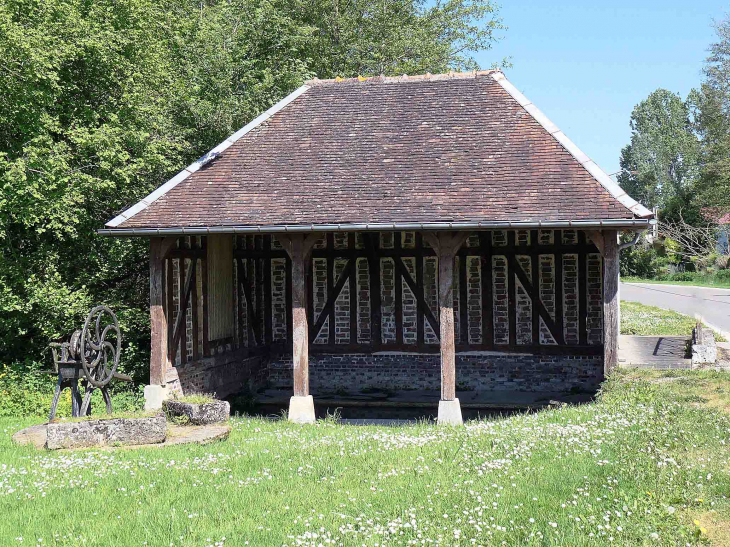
[424,232,471,402]
[149,237,177,385]
[276,233,318,397]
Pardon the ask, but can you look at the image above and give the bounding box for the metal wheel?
[80,306,121,388]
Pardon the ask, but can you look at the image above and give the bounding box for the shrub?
[620,243,662,277]
[669,272,696,282]
[0,362,144,418]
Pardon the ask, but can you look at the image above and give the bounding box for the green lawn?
[620,300,701,337]
[623,276,730,290]
[2,371,730,546]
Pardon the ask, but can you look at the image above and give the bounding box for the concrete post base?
[144,385,170,411]
[289,395,316,424]
[437,398,463,426]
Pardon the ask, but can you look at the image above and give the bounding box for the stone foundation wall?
[267,352,603,393]
[165,350,267,397]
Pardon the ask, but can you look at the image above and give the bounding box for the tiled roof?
[106,71,651,232]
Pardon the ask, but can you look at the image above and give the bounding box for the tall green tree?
[617,89,701,220]
[0,0,505,376]
[690,17,730,214]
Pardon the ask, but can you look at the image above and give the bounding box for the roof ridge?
[488,72,653,219]
[305,69,500,86]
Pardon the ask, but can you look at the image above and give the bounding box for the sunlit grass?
[621,300,719,338]
[0,371,729,545]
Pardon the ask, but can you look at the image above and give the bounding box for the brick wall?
[166,350,266,397]
[267,352,603,393]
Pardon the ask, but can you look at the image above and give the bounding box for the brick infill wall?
[267,352,603,393]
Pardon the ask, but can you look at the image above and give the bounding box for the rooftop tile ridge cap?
[305,69,501,86]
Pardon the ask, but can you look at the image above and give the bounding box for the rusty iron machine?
[45,305,131,421]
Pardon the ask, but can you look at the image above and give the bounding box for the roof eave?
[98,218,653,237]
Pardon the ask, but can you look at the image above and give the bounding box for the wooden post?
[603,230,619,375]
[277,234,318,397]
[149,237,176,385]
[423,232,470,405]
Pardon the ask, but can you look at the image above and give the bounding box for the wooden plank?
[309,259,355,343]
[507,231,517,347]
[531,230,540,346]
[394,256,440,340]
[178,258,188,363]
[191,255,200,361]
[365,233,382,347]
[327,233,335,344]
[207,235,234,343]
[479,233,494,347]
[578,231,588,346]
[349,233,357,345]
[276,233,318,397]
[438,251,456,400]
[555,230,564,347]
[247,253,256,346]
[233,242,598,261]
[166,256,174,363]
[149,237,176,385]
[264,235,273,345]
[236,258,245,348]
[415,233,425,346]
[202,237,210,357]
[286,255,293,345]
[394,233,403,345]
[603,230,620,374]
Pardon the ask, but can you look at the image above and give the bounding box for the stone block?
[46,416,166,450]
[692,327,717,368]
[289,395,315,423]
[163,400,230,425]
[438,398,463,426]
[144,384,170,411]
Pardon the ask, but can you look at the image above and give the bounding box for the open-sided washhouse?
[100,70,653,424]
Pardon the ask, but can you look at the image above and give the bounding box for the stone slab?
[164,400,230,425]
[12,423,230,451]
[619,335,691,369]
[46,416,166,449]
[11,424,47,448]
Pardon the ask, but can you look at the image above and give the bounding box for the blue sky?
[479,1,727,176]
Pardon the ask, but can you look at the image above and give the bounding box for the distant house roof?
[103,70,652,235]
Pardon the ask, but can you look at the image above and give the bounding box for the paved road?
[621,282,730,338]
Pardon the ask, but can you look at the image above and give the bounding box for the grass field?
[2,370,730,546]
[620,300,702,337]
